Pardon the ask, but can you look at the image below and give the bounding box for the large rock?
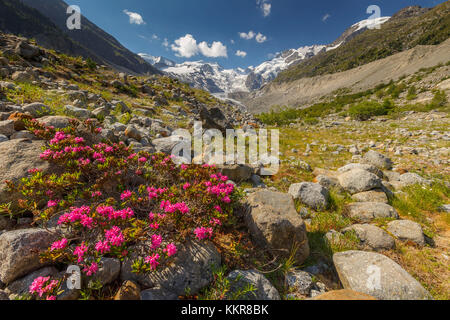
[22,103,51,118]
[399,173,430,187]
[310,289,377,300]
[288,182,330,211]
[38,116,74,129]
[338,169,382,194]
[15,41,40,59]
[342,224,395,251]
[115,280,141,300]
[86,258,121,287]
[245,190,309,264]
[199,105,233,133]
[218,164,253,182]
[121,241,220,297]
[0,139,51,204]
[333,251,432,300]
[363,151,393,170]
[0,228,58,284]
[152,135,188,155]
[0,120,15,136]
[285,270,314,295]
[351,189,388,204]
[226,270,280,300]
[64,105,93,120]
[345,203,399,223]
[387,220,425,246]
[338,163,383,178]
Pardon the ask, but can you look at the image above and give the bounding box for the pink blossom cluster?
[58,206,95,229]
[95,240,111,254]
[151,234,163,250]
[97,206,134,221]
[49,131,67,145]
[194,227,213,240]
[160,200,190,214]
[105,226,125,247]
[50,238,68,251]
[144,253,160,270]
[29,276,59,299]
[120,190,133,201]
[147,186,167,200]
[74,242,89,263]
[83,262,99,276]
[163,243,177,257]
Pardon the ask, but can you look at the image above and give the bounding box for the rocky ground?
[0,32,449,300]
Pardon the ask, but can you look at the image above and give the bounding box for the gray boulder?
[345,203,399,223]
[245,190,309,264]
[288,182,330,211]
[351,189,388,204]
[363,151,393,170]
[338,169,382,194]
[22,103,51,118]
[333,251,432,300]
[399,173,430,187]
[219,164,253,182]
[121,241,220,297]
[0,228,57,284]
[342,224,395,251]
[285,270,314,295]
[338,163,383,178]
[38,116,73,129]
[140,287,178,300]
[86,258,121,288]
[226,270,280,300]
[387,220,425,247]
[64,105,93,120]
[0,120,15,136]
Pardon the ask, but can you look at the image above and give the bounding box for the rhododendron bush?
[4,119,243,300]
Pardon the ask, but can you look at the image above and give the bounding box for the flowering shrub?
[3,119,243,300]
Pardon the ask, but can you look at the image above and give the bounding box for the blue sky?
[68,0,446,69]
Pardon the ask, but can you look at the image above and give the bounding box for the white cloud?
[152,34,159,40]
[171,34,228,58]
[199,41,228,58]
[255,33,267,43]
[257,0,272,17]
[123,10,146,25]
[230,39,235,44]
[235,50,247,58]
[239,30,256,40]
[322,13,331,22]
[171,34,199,58]
[162,38,169,50]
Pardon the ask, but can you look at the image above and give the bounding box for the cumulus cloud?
[235,50,247,58]
[322,13,331,22]
[162,38,169,48]
[257,0,271,17]
[255,33,267,43]
[239,30,256,40]
[123,10,146,25]
[171,34,227,58]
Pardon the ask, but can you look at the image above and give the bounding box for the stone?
[342,224,395,251]
[0,216,15,231]
[22,103,51,117]
[351,189,388,204]
[140,287,178,300]
[15,41,40,59]
[10,130,36,140]
[399,173,430,187]
[0,120,15,136]
[0,228,58,284]
[245,190,309,264]
[310,289,377,300]
[121,241,220,296]
[38,116,73,129]
[288,182,330,211]
[363,150,393,170]
[285,270,314,295]
[338,163,383,178]
[333,251,432,300]
[114,280,141,300]
[11,71,34,83]
[387,220,425,246]
[315,175,342,191]
[0,139,51,205]
[226,270,280,300]
[338,169,382,194]
[218,164,253,182]
[0,290,8,300]
[152,135,188,155]
[0,134,8,143]
[86,258,121,287]
[5,266,58,296]
[345,203,399,223]
[124,125,142,141]
[64,105,93,120]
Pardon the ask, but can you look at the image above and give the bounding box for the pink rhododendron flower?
[51,238,68,251]
[120,190,133,201]
[105,226,125,247]
[47,200,58,208]
[138,157,147,163]
[209,218,222,226]
[95,240,111,254]
[163,243,177,257]
[144,253,160,270]
[83,262,99,276]
[194,227,213,240]
[151,234,163,250]
[74,242,89,263]
[183,183,191,190]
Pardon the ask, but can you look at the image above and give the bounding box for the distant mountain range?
[0,0,159,75]
[140,16,391,93]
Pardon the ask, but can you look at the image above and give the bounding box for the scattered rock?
[38,116,73,129]
[363,151,393,170]
[338,163,383,178]
[226,270,280,300]
[140,286,178,300]
[342,224,395,251]
[387,220,425,246]
[114,280,141,300]
[399,173,430,187]
[0,120,15,136]
[333,251,432,300]
[310,289,377,300]
[345,203,399,223]
[288,182,330,211]
[285,270,314,295]
[0,228,58,284]
[219,164,253,182]
[64,105,93,120]
[338,169,382,194]
[351,189,388,204]
[22,103,51,118]
[245,190,310,264]
[86,258,121,287]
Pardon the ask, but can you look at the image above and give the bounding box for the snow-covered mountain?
[139,16,390,94]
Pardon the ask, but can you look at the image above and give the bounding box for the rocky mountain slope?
[241,37,450,113]
[141,17,390,94]
[0,0,159,75]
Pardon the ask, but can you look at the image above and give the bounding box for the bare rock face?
[0,139,51,205]
[333,251,432,300]
[345,202,399,223]
[0,228,58,284]
[342,224,395,251]
[338,169,382,194]
[245,190,309,264]
[121,241,220,298]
